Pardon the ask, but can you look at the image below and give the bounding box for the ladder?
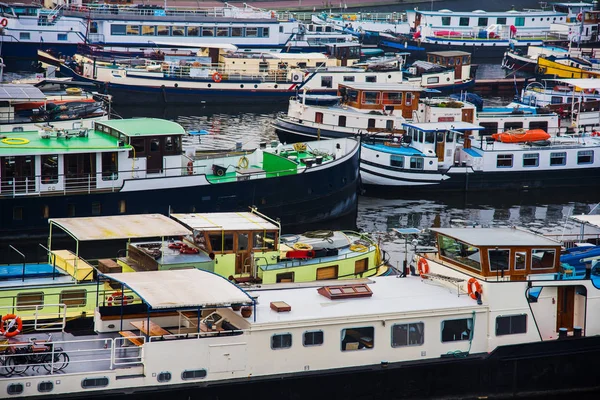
[421,272,465,297]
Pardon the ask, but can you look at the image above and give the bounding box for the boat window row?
[389,155,425,170]
[14,289,88,310]
[109,24,270,38]
[12,200,126,221]
[479,121,549,136]
[270,315,527,351]
[406,127,455,144]
[440,15,563,27]
[495,150,594,168]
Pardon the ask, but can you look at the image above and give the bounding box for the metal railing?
[0,304,67,332]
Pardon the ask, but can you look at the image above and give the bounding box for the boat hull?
[383,39,536,60]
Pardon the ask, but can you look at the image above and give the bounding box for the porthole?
[182,369,207,380]
[7,384,24,395]
[376,154,379,157]
[254,84,258,89]
[208,83,212,88]
[240,84,244,88]
[38,381,53,393]
[388,74,391,78]
[429,160,434,165]
[274,84,278,88]
[174,83,178,88]
[157,372,171,383]
[82,377,109,389]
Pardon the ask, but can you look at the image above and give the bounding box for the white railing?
[0,304,67,331]
[112,337,144,367]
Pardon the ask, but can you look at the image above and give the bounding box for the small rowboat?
[491,129,550,143]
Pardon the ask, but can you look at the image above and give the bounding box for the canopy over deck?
[171,212,279,232]
[402,121,484,132]
[430,227,560,247]
[102,269,253,309]
[552,79,600,90]
[49,214,190,241]
[570,215,600,229]
[0,84,46,102]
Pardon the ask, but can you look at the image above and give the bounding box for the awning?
[102,269,254,309]
[570,215,600,229]
[149,41,237,51]
[552,79,600,90]
[402,121,484,132]
[49,214,190,241]
[171,212,279,232]
[0,84,46,102]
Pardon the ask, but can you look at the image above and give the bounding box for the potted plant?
[241,306,252,318]
[231,303,242,311]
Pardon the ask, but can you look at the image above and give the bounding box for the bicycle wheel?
[6,355,28,375]
[0,355,14,376]
[43,352,69,372]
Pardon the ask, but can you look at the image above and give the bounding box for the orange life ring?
[212,72,222,83]
[577,13,582,22]
[467,278,482,300]
[417,258,429,276]
[0,314,23,338]
[0,18,7,28]
[107,291,128,307]
[271,11,276,19]
[187,160,193,175]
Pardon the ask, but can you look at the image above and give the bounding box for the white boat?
[1,226,600,398]
[312,11,411,36]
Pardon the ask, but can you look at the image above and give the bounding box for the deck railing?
[0,304,67,332]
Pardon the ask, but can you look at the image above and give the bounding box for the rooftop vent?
[318,283,373,300]
[270,301,291,312]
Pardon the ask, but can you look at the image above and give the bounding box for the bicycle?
[2,334,69,375]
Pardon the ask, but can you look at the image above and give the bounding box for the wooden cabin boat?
[1,226,600,398]
[0,118,361,239]
[403,51,475,93]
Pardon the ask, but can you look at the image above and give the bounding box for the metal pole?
[9,245,26,283]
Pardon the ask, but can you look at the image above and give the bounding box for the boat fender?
[187,160,194,175]
[238,156,249,169]
[592,131,600,137]
[0,314,23,338]
[293,242,313,251]
[180,244,200,254]
[107,291,128,307]
[0,18,7,28]
[349,243,368,252]
[417,258,429,276]
[212,72,222,83]
[168,242,183,249]
[467,278,483,300]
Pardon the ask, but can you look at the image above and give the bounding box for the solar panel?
[0,84,46,101]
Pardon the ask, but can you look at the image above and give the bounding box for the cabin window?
[427,76,440,84]
[338,115,347,127]
[276,272,294,283]
[386,120,394,131]
[528,121,548,131]
[392,322,424,347]
[496,154,513,168]
[365,76,377,83]
[462,56,470,64]
[355,258,368,275]
[438,235,482,271]
[237,233,249,251]
[157,25,170,36]
[390,155,404,168]
[230,27,242,37]
[315,112,324,123]
[550,152,566,166]
[164,136,181,154]
[446,131,454,142]
[142,25,155,35]
[496,17,507,25]
[496,314,527,335]
[436,131,444,143]
[362,92,380,104]
[102,152,118,181]
[246,27,258,37]
[368,119,376,129]
[7,384,24,395]
[504,121,523,130]
[515,17,525,26]
[405,92,413,106]
[57,33,67,41]
[172,26,185,36]
[17,292,44,311]
[111,25,126,35]
[341,327,374,351]
[38,381,53,393]
[550,96,562,104]
[418,131,424,143]
[383,92,402,104]
[126,25,140,35]
[262,27,270,37]
[515,251,526,270]
[202,27,215,37]
[577,150,593,165]
[459,17,469,26]
[209,233,234,253]
[181,370,207,380]
[425,132,435,144]
[131,138,145,157]
[477,17,488,27]
[92,202,101,215]
[441,318,473,342]
[253,231,276,250]
[119,200,126,214]
[523,153,539,167]
[531,249,556,269]
[157,372,171,382]
[60,289,87,307]
[321,76,333,88]
[347,90,359,102]
[216,27,229,37]
[41,155,59,184]
[303,331,324,346]
[488,249,510,271]
[441,16,451,26]
[271,333,292,349]
[343,76,355,82]
[409,157,424,170]
[42,205,49,219]
[316,265,338,280]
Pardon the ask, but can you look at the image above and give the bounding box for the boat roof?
[102,269,253,310]
[49,214,190,241]
[340,83,425,91]
[570,215,600,229]
[98,118,186,137]
[402,122,484,131]
[553,78,600,90]
[363,143,425,156]
[427,51,471,57]
[430,227,560,247]
[170,212,279,232]
[417,9,566,17]
[269,52,329,60]
[149,41,237,51]
[0,84,46,102]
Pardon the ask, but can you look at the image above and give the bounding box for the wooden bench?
[119,331,144,346]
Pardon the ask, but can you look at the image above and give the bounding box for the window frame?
[488,248,510,272]
[523,153,539,167]
[577,150,593,165]
[271,333,293,349]
[441,317,473,343]
[495,314,527,336]
[496,154,513,168]
[17,291,44,311]
[303,330,324,347]
[391,322,425,348]
[550,152,567,166]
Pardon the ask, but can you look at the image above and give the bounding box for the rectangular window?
[515,251,526,270]
[496,17,507,25]
[550,96,562,104]
[231,27,242,37]
[550,152,566,166]
[410,157,423,170]
[531,249,555,269]
[488,249,510,271]
[303,331,324,346]
[315,112,324,123]
[316,265,338,280]
[57,33,67,41]
[425,132,435,144]
[523,153,539,167]
[529,121,548,131]
[496,154,513,168]
[321,76,332,88]
[338,115,346,127]
[577,150,593,164]
[515,17,525,26]
[271,333,292,349]
[17,292,44,311]
[246,27,258,37]
[441,16,451,26]
[111,25,126,35]
[392,322,424,347]
[368,119,376,129]
[181,370,207,380]
[341,326,374,351]
[126,25,140,35]
[386,120,394,131]
[459,17,469,26]
[504,121,523,130]
[276,272,294,283]
[446,131,454,142]
[477,17,488,26]
[102,151,118,181]
[354,258,368,274]
[60,289,87,307]
[216,27,229,37]
[438,235,481,271]
[405,92,413,106]
[253,231,275,250]
[390,155,404,168]
[441,318,473,342]
[262,27,270,37]
[343,76,355,82]
[209,233,234,252]
[363,91,380,104]
[383,92,402,104]
[172,26,185,36]
[157,25,170,36]
[237,233,249,251]
[187,26,199,36]
[142,25,155,35]
[202,27,215,37]
[365,76,377,83]
[496,314,527,335]
[427,76,440,84]
[20,32,31,40]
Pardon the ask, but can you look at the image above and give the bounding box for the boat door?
[461,108,474,123]
[556,286,575,331]
[64,153,96,189]
[510,249,528,281]
[0,155,35,194]
[235,232,252,275]
[147,137,163,173]
[435,130,445,162]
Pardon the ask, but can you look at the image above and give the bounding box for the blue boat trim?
[362,143,425,156]
[463,148,482,158]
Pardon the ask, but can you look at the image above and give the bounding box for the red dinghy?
[491,129,550,143]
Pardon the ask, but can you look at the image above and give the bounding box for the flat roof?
[149,41,237,50]
[98,118,186,137]
[570,215,600,229]
[430,227,561,247]
[553,79,600,90]
[402,121,484,131]
[103,269,253,310]
[427,51,471,57]
[0,84,46,102]
[171,212,280,232]
[339,83,425,91]
[50,214,190,241]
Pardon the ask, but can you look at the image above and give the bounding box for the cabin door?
[435,130,445,162]
[461,108,474,123]
[0,156,35,193]
[147,137,163,174]
[64,153,96,189]
[235,232,252,276]
[556,286,575,332]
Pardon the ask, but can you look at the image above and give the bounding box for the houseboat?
[0,118,361,239]
[403,51,475,93]
[1,226,600,398]
[359,121,600,192]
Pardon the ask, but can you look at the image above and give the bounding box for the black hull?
[383,39,516,60]
[0,153,359,240]
[52,336,600,400]
[275,119,355,144]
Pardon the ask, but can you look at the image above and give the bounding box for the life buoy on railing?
[0,314,23,338]
[107,291,128,307]
[238,156,249,169]
[187,160,194,175]
[0,18,8,28]
[212,72,222,83]
[467,277,482,300]
[577,13,583,22]
[417,258,429,276]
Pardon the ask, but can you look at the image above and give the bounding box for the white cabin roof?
[49,214,190,241]
[570,215,600,229]
[170,212,279,232]
[554,79,600,90]
[402,122,483,131]
[149,41,237,51]
[103,269,253,309]
[430,227,561,247]
[340,83,425,91]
